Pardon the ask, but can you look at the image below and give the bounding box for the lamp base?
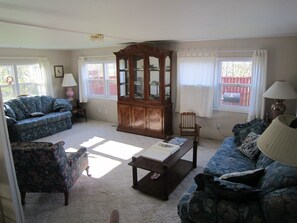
[65,87,75,100]
[271,100,286,119]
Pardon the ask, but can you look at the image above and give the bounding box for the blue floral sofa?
[11,141,90,205]
[178,119,297,223]
[4,95,72,142]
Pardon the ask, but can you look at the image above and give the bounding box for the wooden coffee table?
[128,139,197,200]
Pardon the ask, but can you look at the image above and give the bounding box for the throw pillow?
[30,112,45,117]
[53,99,72,112]
[232,118,268,146]
[237,132,260,159]
[195,173,261,202]
[219,168,265,187]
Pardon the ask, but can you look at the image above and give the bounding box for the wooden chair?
[179,112,201,144]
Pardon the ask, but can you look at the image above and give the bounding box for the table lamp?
[263,81,297,119]
[257,115,297,167]
[62,73,77,100]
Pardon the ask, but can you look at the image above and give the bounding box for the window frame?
[0,61,42,101]
[213,57,252,113]
[85,60,117,100]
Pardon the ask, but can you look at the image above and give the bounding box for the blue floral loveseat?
[178,119,297,223]
[4,95,72,142]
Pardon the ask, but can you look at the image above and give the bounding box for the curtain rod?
[81,55,115,58]
[179,49,266,53]
[0,56,46,60]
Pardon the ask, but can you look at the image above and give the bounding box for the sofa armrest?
[53,98,73,112]
[188,191,217,223]
[260,186,297,223]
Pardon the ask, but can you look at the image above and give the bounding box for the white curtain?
[176,51,216,117]
[247,50,267,121]
[78,57,88,102]
[38,58,54,96]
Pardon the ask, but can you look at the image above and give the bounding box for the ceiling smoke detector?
[90,34,104,41]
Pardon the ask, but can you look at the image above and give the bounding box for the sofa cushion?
[15,117,48,131]
[237,132,261,160]
[232,118,268,146]
[257,161,297,195]
[45,111,72,123]
[40,96,54,114]
[53,99,72,112]
[204,137,256,176]
[18,96,36,113]
[219,168,265,187]
[5,99,30,120]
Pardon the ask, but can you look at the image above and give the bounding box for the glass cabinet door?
[165,56,171,100]
[119,58,129,98]
[133,56,144,99]
[149,56,160,100]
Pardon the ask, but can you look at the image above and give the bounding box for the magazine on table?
[141,142,180,162]
[168,137,187,146]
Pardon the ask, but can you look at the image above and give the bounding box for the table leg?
[132,166,138,189]
[163,166,168,200]
[193,139,197,168]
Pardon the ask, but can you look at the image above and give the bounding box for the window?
[85,61,117,99]
[214,58,252,112]
[0,63,43,101]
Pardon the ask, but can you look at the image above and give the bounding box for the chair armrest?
[67,147,87,166]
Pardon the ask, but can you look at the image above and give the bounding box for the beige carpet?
[22,120,220,223]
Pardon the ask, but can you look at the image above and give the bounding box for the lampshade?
[257,115,297,166]
[62,73,77,87]
[263,81,297,100]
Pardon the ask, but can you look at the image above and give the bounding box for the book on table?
[140,142,180,162]
[168,137,187,146]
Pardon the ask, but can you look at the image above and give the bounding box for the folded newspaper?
[141,142,180,162]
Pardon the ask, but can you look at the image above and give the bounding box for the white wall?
[70,37,297,140]
[0,48,71,98]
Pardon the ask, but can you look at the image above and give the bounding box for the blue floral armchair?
[11,141,90,206]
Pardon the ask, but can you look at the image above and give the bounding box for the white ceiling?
[0,0,297,50]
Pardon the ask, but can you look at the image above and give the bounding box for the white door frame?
[0,89,24,223]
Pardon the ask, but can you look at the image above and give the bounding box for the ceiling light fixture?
[90,34,104,41]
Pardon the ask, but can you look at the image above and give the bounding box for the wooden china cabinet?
[114,44,173,139]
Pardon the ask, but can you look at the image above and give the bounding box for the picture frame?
[54,65,64,78]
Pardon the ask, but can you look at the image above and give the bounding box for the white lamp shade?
[263,81,297,100]
[257,115,297,166]
[62,73,77,87]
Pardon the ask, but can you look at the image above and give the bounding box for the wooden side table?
[71,99,87,122]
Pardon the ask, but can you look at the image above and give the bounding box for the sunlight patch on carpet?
[86,153,121,178]
[80,136,105,147]
[91,140,143,160]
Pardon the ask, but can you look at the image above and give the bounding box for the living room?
[1,1,297,223]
